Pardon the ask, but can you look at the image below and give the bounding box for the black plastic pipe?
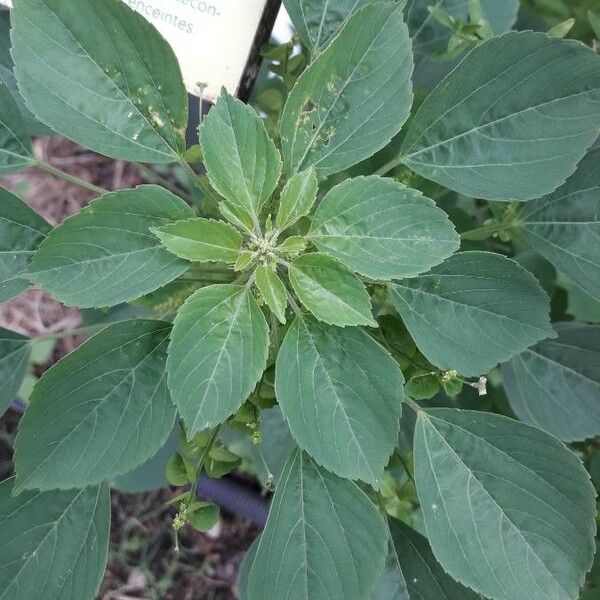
[197,473,269,527]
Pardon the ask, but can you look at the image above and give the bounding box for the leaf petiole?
[460,220,519,240]
[32,159,107,195]
[404,397,422,413]
[374,155,405,177]
[31,322,111,342]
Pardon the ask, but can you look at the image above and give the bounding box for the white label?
[1,0,270,100]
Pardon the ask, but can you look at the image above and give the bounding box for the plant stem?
[32,159,108,195]
[270,313,281,353]
[32,322,109,342]
[285,288,302,315]
[380,330,434,373]
[136,163,192,202]
[404,396,422,413]
[178,159,219,202]
[176,272,233,283]
[394,449,415,484]
[173,423,221,553]
[186,424,221,507]
[375,155,405,177]
[460,221,518,240]
[257,443,275,490]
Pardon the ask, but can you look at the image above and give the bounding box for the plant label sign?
[1,0,278,101]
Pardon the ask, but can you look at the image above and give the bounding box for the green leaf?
[277,235,307,256]
[374,518,480,600]
[114,425,179,493]
[11,0,187,162]
[0,327,30,416]
[275,168,317,232]
[521,147,600,300]
[414,408,596,600]
[166,453,191,486]
[289,253,376,327]
[0,11,50,137]
[479,0,519,33]
[237,539,258,598]
[565,281,600,323]
[502,322,600,442]
[234,250,254,272]
[205,447,242,478]
[255,264,287,324]
[243,448,387,600]
[280,3,413,177]
[441,376,463,397]
[218,200,255,235]
[257,407,294,486]
[428,5,456,29]
[390,251,554,376]
[222,405,295,488]
[168,284,269,435]
[401,32,600,201]
[0,479,110,600]
[283,0,394,54]
[405,373,440,400]
[188,501,219,532]
[590,10,600,40]
[308,176,459,280]
[28,185,194,308]
[14,320,176,491]
[275,316,403,485]
[0,80,32,174]
[152,217,242,264]
[547,17,576,38]
[0,186,51,303]
[199,90,282,224]
[405,0,468,89]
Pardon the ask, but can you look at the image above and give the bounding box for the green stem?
[185,263,235,275]
[136,163,192,202]
[176,272,234,283]
[375,155,405,177]
[178,159,219,202]
[173,423,221,553]
[394,449,415,484]
[270,313,281,353]
[460,221,518,241]
[32,159,107,195]
[186,424,221,508]
[285,288,302,316]
[257,443,275,490]
[378,329,435,373]
[404,397,422,413]
[32,322,109,342]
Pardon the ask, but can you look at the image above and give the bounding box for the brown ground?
[0,138,258,599]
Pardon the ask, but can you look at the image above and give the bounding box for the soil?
[0,138,259,600]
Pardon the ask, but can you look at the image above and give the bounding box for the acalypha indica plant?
[0,0,600,598]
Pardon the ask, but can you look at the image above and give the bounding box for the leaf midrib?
[391,282,550,336]
[19,1,179,157]
[422,417,576,599]
[293,7,396,172]
[15,329,169,489]
[299,318,375,482]
[404,41,596,160]
[522,347,600,389]
[0,486,96,600]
